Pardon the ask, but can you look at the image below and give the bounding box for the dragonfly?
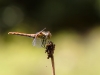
[8,28,52,47]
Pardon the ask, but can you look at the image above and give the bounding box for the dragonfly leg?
[41,39,47,48]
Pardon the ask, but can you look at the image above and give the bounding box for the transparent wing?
[32,37,42,47]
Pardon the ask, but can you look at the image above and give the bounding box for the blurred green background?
[0,0,100,75]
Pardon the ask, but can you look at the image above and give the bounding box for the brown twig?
[45,41,55,75]
[51,55,55,75]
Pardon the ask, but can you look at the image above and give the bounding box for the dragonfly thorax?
[36,31,51,39]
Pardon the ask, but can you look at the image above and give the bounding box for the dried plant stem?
[51,55,55,75]
[45,41,55,75]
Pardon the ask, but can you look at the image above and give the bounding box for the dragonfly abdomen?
[8,32,35,38]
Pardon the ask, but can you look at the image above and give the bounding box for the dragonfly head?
[45,31,52,39]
